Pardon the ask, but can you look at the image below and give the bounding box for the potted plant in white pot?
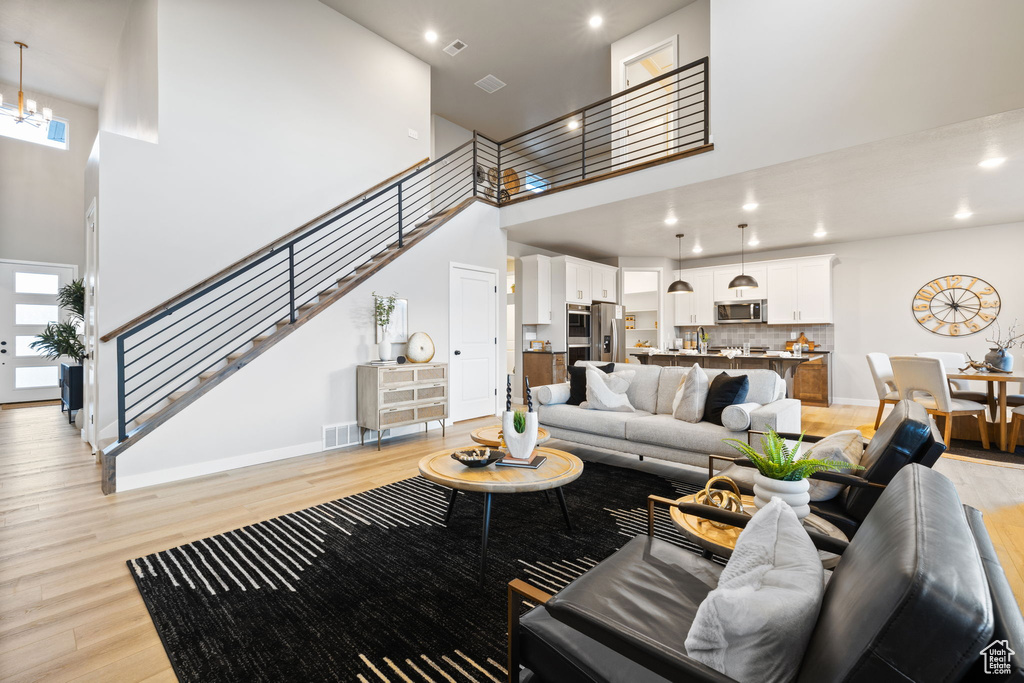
[722,430,861,519]
[372,291,397,362]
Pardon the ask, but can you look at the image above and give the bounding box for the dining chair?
[1011,406,1023,452]
[915,351,989,403]
[891,356,990,449]
[866,353,899,429]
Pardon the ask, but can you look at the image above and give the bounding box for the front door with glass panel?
[0,260,78,403]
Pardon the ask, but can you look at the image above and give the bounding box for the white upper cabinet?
[766,256,833,324]
[673,269,715,325]
[565,260,593,304]
[592,265,618,303]
[520,255,551,324]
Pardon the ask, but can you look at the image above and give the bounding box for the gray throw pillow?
[685,498,825,683]
[805,430,865,501]
[672,363,709,423]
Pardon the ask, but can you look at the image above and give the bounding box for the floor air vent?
[443,39,467,57]
[475,74,506,94]
[322,423,357,451]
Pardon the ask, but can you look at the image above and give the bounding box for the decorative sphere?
[405,332,435,363]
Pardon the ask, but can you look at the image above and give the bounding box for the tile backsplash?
[673,323,834,351]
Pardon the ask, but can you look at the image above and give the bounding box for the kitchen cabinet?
[767,257,833,324]
[565,260,592,304]
[673,269,715,325]
[592,265,617,303]
[522,351,566,399]
[712,265,768,301]
[520,255,551,324]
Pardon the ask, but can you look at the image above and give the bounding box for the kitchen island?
[629,350,831,406]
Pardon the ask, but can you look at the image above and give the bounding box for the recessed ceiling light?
[424,30,438,43]
[748,238,760,246]
[742,202,759,211]
[692,245,703,254]
[954,210,973,219]
[567,119,579,130]
[664,216,678,225]
[589,15,603,28]
[978,157,1006,168]
[813,229,827,238]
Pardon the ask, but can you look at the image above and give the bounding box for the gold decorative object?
[692,476,747,529]
[501,168,521,195]
[913,274,1000,337]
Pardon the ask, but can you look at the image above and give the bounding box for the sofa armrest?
[535,382,570,406]
[749,399,802,435]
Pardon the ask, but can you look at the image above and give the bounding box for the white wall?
[99,0,158,142]
[685,222,1024,404]
[0,86,97,273]
[501,0,1024,230]
[95,0,432,431]
[115,202,504,489]
[432,114,472,158]
[610,0,710,94]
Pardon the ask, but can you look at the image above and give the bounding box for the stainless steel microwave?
[714,299,768,324]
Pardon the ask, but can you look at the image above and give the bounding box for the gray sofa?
[535,361,801,468]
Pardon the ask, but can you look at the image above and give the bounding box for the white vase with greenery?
[723,430,862,520]
[373,292,397,362]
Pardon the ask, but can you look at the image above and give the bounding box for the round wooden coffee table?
[418,446,583,582]
[670,493,847,569]
[469,424,551,448]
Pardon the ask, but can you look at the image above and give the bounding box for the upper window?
[524,172,549,194]
[0,107,69,150]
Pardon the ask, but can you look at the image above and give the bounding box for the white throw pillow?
[805,430,866,502]
[585,366,635,412]
[721,402,761,431]
[685,497,825,683]
[672,364,709,423]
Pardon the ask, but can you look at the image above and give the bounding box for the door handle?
[454,350,461,355]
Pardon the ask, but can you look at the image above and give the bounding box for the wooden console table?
[357,363,448,449]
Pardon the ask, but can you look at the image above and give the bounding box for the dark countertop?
[630,351,827,362]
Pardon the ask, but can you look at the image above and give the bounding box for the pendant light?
[728,223,759,289]
[1,42,55,127]
[667,234,693,293]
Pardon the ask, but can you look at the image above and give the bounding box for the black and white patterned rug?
[129,461,707,682]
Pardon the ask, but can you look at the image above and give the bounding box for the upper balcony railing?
[102,57,710,448]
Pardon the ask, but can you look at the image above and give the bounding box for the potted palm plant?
[723,430,861,519]
[30,279,86,423]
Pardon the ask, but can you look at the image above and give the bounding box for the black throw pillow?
[567,363,614,405]
[704,373,750,426]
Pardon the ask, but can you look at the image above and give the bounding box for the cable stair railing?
[100,57,711,478]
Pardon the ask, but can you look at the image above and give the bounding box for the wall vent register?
[475,74,506,94]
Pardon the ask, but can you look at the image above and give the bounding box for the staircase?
[99,139,491,492]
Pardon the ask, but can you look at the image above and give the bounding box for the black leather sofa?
[508,464,1024,683]
[717,399,946,538]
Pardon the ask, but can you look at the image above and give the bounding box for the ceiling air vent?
[443,39,467,57]
[475,74,507,94]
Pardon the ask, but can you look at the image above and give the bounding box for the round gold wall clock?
[912,274,1000,336]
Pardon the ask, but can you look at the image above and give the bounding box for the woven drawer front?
[416,366,446,382]
[379,408,415,426]
[381,368,415,386]
[416,385,446,401]
[416,403,447,420]
[381,388,415,405]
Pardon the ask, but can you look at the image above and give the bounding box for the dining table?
[947,369,1024,452]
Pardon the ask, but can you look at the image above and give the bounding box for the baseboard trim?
[116,439,322,492]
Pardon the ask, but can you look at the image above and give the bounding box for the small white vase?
[753,471,811,519]
[502,410,538,460]
[377,338,393,362]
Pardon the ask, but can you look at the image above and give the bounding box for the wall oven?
[714,299,768,324]
[566,304,591,365]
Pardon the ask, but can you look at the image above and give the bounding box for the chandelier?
[1,42,53,127]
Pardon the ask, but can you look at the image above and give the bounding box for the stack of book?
[369,359,397,366]
[496,452,547,469]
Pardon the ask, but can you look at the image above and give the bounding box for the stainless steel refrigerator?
[590,302,626,363]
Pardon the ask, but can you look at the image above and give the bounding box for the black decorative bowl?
[451,448,501,468]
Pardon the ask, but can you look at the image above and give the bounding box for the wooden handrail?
[100,156,430,342]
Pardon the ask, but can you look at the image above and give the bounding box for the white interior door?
[614,39,678,169]
[0,259,78,404]
[449,263,498,421]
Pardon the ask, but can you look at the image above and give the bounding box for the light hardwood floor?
[1,403,1021,681]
